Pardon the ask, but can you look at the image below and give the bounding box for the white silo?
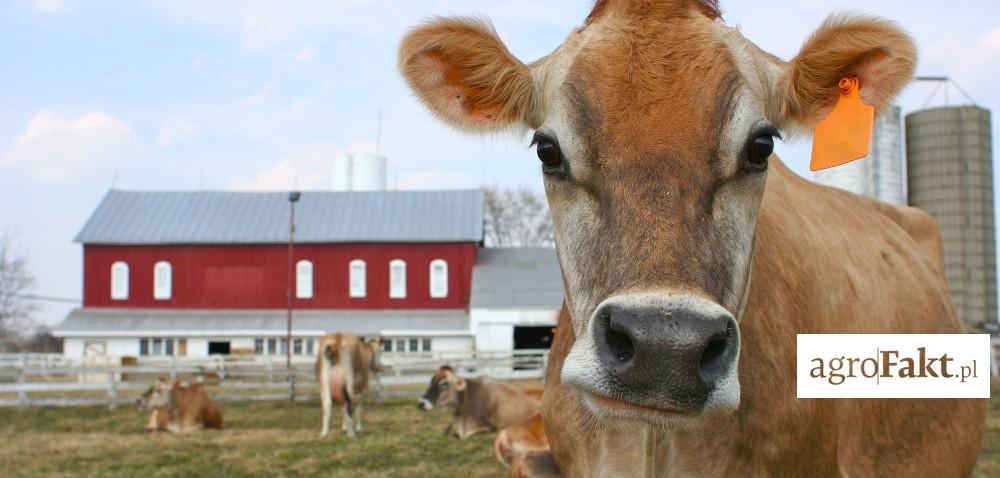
[332,153,387,191]
[332,154,353,191]
[350,154,387,191]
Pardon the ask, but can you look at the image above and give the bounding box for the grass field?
[1,389,999,477]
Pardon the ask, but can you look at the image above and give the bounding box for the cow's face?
[136,378,173,410]
[400,0,914,424]
[365,337,385,371]
[417,366,466,411]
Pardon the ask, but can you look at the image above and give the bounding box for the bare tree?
[0,233,37,338]
[483,187,554,248]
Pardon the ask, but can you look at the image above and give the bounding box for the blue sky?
[2,0,999,326]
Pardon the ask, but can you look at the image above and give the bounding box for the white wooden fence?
[0,349,549,409]
[4,337,997,409]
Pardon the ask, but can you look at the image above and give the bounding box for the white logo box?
[796,334,991,398]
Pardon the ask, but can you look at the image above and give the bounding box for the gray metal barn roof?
[75,189,484,244]
[470,248,563,309]
[53,308,470,336]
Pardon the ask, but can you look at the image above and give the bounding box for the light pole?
[286,191,301,371]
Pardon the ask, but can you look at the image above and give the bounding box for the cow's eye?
[532,131,564,174]
[745,127,779,172]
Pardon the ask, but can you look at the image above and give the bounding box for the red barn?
[54,189,542,358]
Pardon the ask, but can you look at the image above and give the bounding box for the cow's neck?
[454,378,480,415]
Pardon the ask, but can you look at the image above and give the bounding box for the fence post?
[17,355,28,407]
[374,371,384,405]
[170,355,177,381]
[289,369,297,403]
[107,369,118,410]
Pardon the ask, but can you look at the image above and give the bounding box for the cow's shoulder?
[870,202,944,273]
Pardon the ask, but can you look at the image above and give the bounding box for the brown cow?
[136,378,222,433]
[418,365,540,439]
[400,1,985,476]
[316,333,383,438]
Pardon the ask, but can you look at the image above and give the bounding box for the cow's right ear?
[398,17,539,132]
[454,378,467,392]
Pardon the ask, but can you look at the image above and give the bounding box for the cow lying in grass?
[136,378,223,433]
[417,365,540,439]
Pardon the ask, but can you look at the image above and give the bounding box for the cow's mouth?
[584,392,697,421]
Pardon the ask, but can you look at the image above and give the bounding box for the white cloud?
[2,111,150,182]
[396,170,479,190]
[156,119,199,147]
[156,0,378,49]
[294,42,319,63]
[32,0,72,14]
[229,140,377,191]
[290,96,314,112]
[239,84,273,106]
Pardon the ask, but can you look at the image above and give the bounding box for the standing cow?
[418,365,541,439]
[316,333,383,438]
[400,1,985,476]
[136,378,223,433]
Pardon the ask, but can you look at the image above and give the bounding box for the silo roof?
[75,189,485,244]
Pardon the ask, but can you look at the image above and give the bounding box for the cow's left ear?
[454,378,467,391]
[773,14,916,129]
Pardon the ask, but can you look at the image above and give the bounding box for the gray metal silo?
[906,105,997,328]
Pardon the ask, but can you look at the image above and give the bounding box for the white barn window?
[153,261,172,300]
[110,261,129,300]
[349,259,366,298]
[429,259,448,298]
[296,260,313,299]
[389,259,406,298]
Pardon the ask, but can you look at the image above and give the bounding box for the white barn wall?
[471,307,559,351]
[63,333,473,358]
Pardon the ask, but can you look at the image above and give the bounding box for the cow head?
[136,377,174,411]
[400,0,915,424]
[417,365,466,411]
[365,337,385,372]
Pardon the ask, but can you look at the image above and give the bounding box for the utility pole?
[286,191,301,371]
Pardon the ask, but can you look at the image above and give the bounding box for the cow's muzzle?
[417,398,434,411]
[568,294,741,416]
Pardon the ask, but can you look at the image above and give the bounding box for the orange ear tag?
[809,77,875,171]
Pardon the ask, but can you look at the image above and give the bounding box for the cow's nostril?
[698,320,735,383]
[604,314,635,364]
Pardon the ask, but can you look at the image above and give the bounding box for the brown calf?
[137,378,222,433]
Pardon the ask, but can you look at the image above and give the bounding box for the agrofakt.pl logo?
[797,334,990,398]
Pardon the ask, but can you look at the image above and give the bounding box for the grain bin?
[906,105,997,327]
